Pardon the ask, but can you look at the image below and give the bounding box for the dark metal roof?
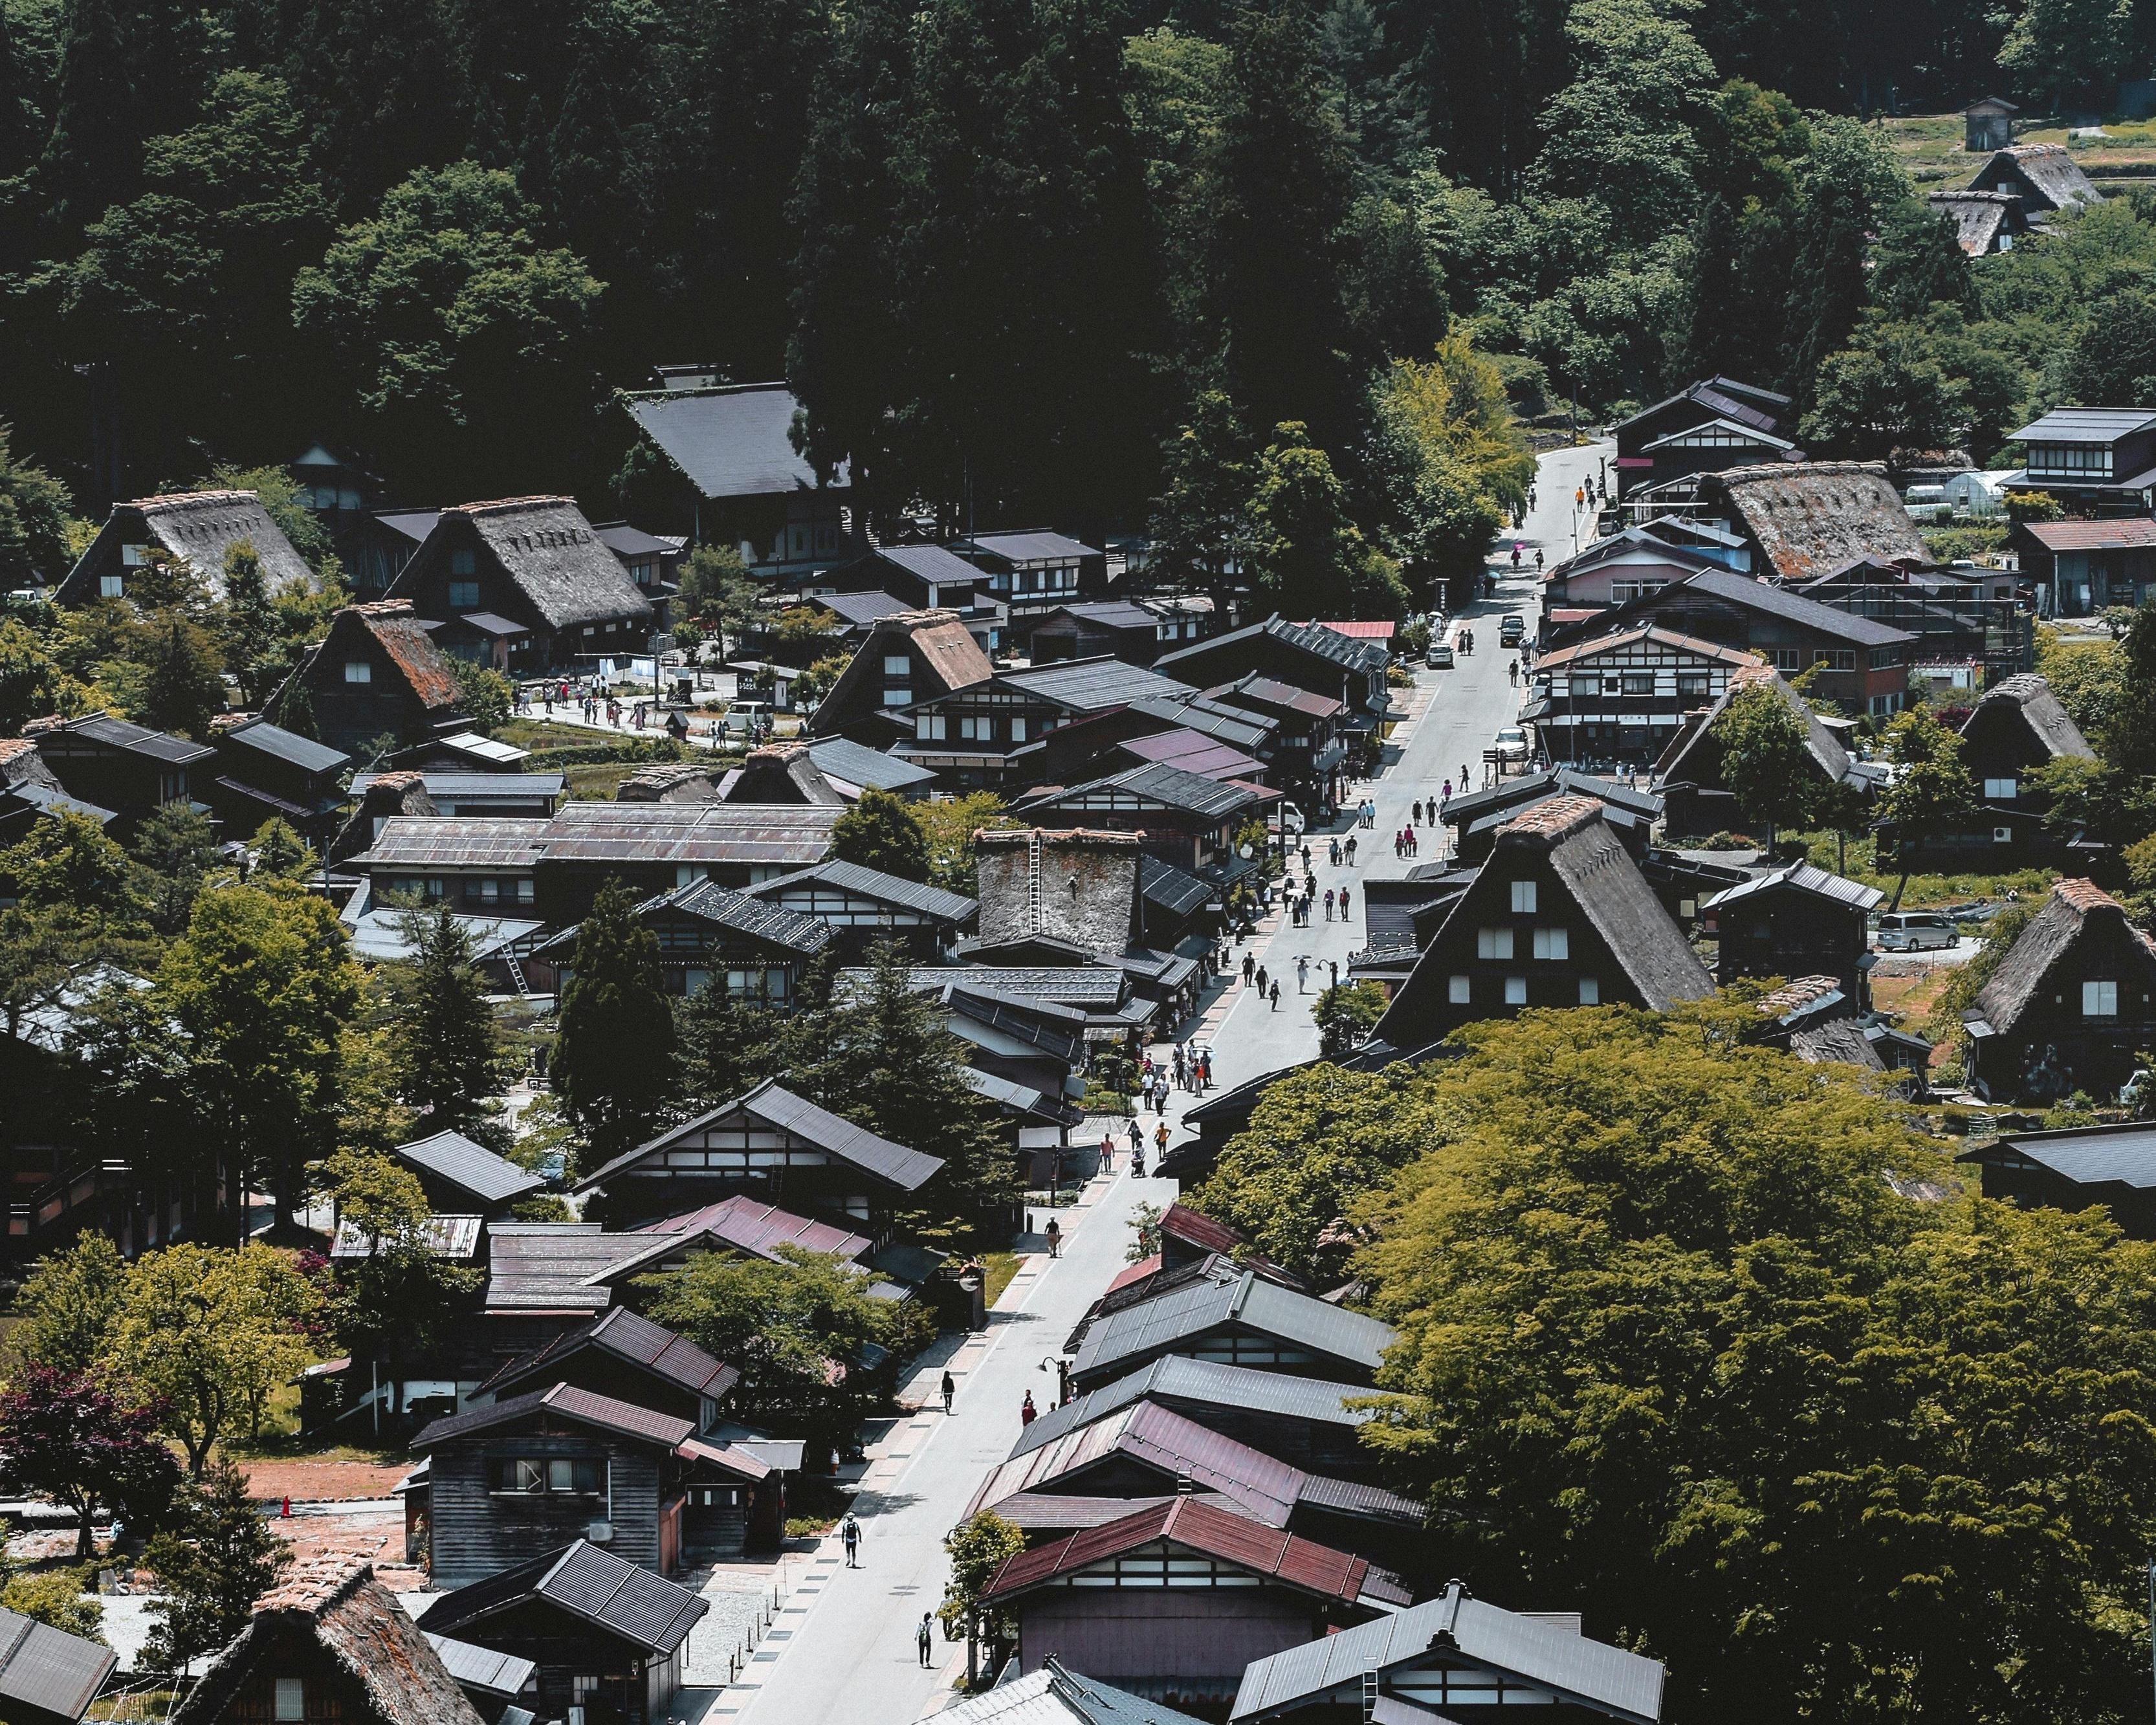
[1014,1356,1373,1458]
[1020,762,1267,822]
[1683,569,1915,646]
[2013,406,2156,443]
[1129,696,1275,753]
[482,1224,643,1313]
[0,1605,117,1722]
[424,1634,537,1700]
[418,1541,709,1655]
[221,718,349,775]
[1233,1583,1664,1724]
[958,529,1100,564]
[410,1381,697,1453]
[1701,859,1883,912]
[1138,854,1212,919]
[1035,600,1161,631]
[49,714,214,765]
[449,610,529,637]
[332,1214,483,1260]
[537,802,841,866]
[876,543,984,583]
[743,857,978,922]
[806,736,939,792]
[577,1079,943,1193]
[591,521,675,558]
[395,1129,545,1206]
[1117,728,1268,782]
[350,772,566,800]
[1970,1120,2156,1188]
[356,818,547,870]
[481,1306,742,1403]
[986,1497,1407,1611]
[938,1662,1214,1725]
[1072,1270,1395,1382]
[622,382,844,498]
[997,656,1196,712]
[815,589,913,627]
[639,878,835,954]
[877,964,1127,1007]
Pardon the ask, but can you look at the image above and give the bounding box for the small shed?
[391,1129,546,1218]
[1958,1119,2156,1236]
[1964,96,2018,153]
[1702,860,1883,1003]
[0,1606,116,1725]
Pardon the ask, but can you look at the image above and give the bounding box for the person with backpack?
[841,1511,862,1567]
[941,1370,956,1414]
[918,1612,936,1667]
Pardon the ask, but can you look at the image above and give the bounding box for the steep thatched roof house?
[806,608,995,746]
[283,600,468,758]
[1964,879,2156,1102]
[171,1559,484,1725]
[57,490,314,608]
[1697,463,1927,584]
[1926,188,2029,256]
[384,498,655,672]
[1967,142,2100,218]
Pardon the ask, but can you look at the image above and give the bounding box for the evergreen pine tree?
[138,608,227,740]
[1782,194,1867,412]
[36,0,141,234]
[389,902,508,1139]
[142,1458,291,1671]
[0,7,41,184]
[1677,193,1741,380]
[553,880,676,1163]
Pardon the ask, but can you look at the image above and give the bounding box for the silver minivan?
[1876,910,1956,952]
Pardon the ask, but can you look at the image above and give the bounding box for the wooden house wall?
[34,735,187,826]
[428,1434,670,1585]
[1713,889,1871,1001]
[429,1598,676,1725]
[1971,916,2156,1102]
[589,1115,894,1232]
[1017,1590,1323,1689]
[303,623,441,756]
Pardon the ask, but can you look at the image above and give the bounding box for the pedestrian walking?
[1442,778,1451,802]
[1339,884,1352,919]
[1461,763,1471,789]
[1154,1121,1169,1159]
[1045,1217,1061,1259]
[1413,798,1423,825]
[1324,888,1334,920]
[1127,1118,1142,1157]
[1242,952,1255,985]
[1344,835,1357,865]
[918,1612,936,1667]
[941,1370,955,1414]
[1297,956,1309,992]
[1255,964,1268,994]
[1268,980,1280,1010]
[1020,1392,1037,1427]
[1328,837,1341,866]
[1301,844,1313,871]
[842,1511,862,1567]
[1100,1131,1114,1172]
[1508,660,1518,686]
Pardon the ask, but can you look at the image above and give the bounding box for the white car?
[1876,910,1956,952]
[1494,726,1530,763]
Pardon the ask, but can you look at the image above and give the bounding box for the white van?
[1876,911,1956,952]
[723,701,771,736]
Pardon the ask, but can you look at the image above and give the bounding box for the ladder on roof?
[1027,830,1043,932]
[1362,1669,1380,1722]
[504,950,531,998]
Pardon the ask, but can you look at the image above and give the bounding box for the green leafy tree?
[1799,313,1961,461]
[1312,980,1387,1059]
[292,162,606,498]
[828,787,930,884]
[940,1509,1025,1649]
[111,1244,317,1475]
[1150,391,1254,613]
[7,1233,128,1374]
[1,1569,105,1641]
[0,426,74,588]
[640,1246,920,1459]
[248,818,318,881]
[912,793,1017,897]
[132,802,221,935]
[157,882,362,1233]
[142,1459,291,1671]
[1710,681,1820,842]
[386,903,508,1137]
[0,618,94,731]
[1875,709,1979,909]
[1249,423,1405,620]
[316,1146,480,1420]
[672,545,761,640]
[450,659,512,732]
[0,809,150,930]
[2058,286,2156,412]
[1999,0,2142,107]
[134,608,228,740]
[553,880,677,1161]
[2100,597,2156,781]
[0,1367,181,1558]
[1359,1002,2156,1723]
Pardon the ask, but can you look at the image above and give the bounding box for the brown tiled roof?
[175,1561,483,1725]
[1754,975,1845,1016]
[0,738,34,769]
[2019,520,2156,551]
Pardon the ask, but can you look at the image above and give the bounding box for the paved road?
[728,441,1609,1723]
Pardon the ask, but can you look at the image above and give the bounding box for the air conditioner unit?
[587,1521,614,1544]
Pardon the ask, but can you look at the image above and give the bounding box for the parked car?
[1493,725,1530,763]
[1499,615,1525,646]
[1876,910,1956,951]
[1427,643,1455,668]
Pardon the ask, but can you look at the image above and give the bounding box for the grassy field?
[980,1251,1022,1307]
[494,718,604,752]
[564,762,643,800]
[1883,111,2156,189]
[1789,831,2056,907]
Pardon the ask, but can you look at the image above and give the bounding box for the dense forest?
[1,0,2154,593]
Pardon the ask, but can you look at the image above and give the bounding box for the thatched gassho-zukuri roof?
[1708,462,1927,582]
[449,498,654,632]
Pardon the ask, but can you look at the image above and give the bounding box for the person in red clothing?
[1020,1392,1037,1427]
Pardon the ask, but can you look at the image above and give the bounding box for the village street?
[714,444,1606,1725]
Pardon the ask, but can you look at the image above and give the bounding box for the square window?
[1510,881,1537,914]
[882,687,910,707]
[883,655,910,676]
[98,573,125,599]
[1477,927,1513,960]
[2084,980,2118,1017]
[492,1458,544,1493]
[1578,976,1600,1005]
[1448,974,1470,1004]
[1504,976,1527,1005]
[1533,927,1569,960]
[450,547,476,575]
[274,1678,305,1722]
[1984,777,2016,800]
[344,660,371,684]
[448,580,479,608]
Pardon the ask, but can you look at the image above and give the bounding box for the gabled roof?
[1138,853,1211,920]
[1970,878,2156,1037]
[621,382,844,498]
[635,877,835,955]
[394,1129,546,1206]
[32,713,214,765]
[2013,406,2156,444]
[1927,189,2019,255]
[534,800,841,867]
[219,717,349,776]
[354,817,546,870]
[1702,464,1927,584]
[1972,142,2100,214]
[1788,1018,1887,1070]
[1534,624,1759,674]
[1205,673,1345,721]
[1702,859,1883,913]
[985,1496,1408,1612]
[804,735,939,794]
[0,1605,117,1724]
[482,1224,644,1314]
[1130,695,1275,753]
[992,656,1196,712]
[423,1633,536,1702]
[1017,762,1270,822]
[1678,568,1915,646]
[413,498,653,632]
[814,588,914,628]
[1963,1119,2156,1188]
[1231,1581,1665,1724]
[2017,518,2156,551]
[1070,1269,1395,1383]
[1441,767,1662,828]
[742,857,978,923]
[717,741,852,806]
[1528,800,1713,1009]
[417,1540,708,1656]
[957,529,1100,564]
[576,1079,944,1194]
[1013,1355,1374,1460]
[616,1194,871,1268]
[1616,377,1788,439]
[1156,614,1385,683]
[1547,531,1733,583]
[410,1381,697,1453]
[1032,600,1160,632]
[478,1306,742,1405]
[331,1213,483,1261]
[1653,665,1854,790]
[1641,415,1794,454]
[935,1660,1211,1725]
[811,610,993,735]
[176,1561,480,1725]
[1964,672,2094,762]
[333,600,464,712]
[61,489,315,605]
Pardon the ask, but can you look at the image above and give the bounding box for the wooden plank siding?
[428,1436,672,1587]
[599,1122,881,1231]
